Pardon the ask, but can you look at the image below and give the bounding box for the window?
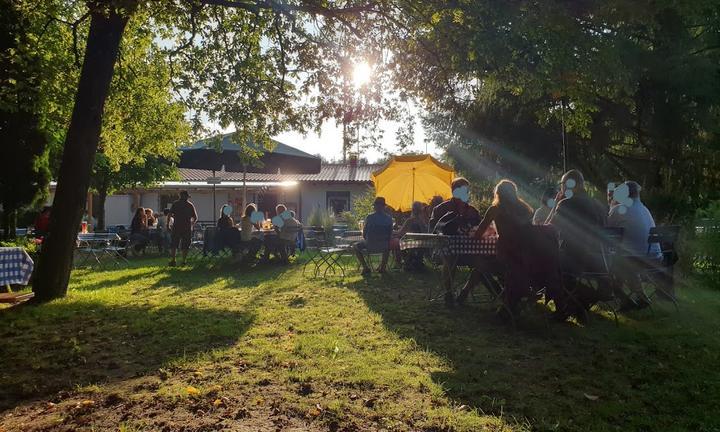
[326,191,350,215]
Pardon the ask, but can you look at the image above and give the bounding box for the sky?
[273,115,441,163]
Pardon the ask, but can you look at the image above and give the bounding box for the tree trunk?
[1,206,16,240]
[32,8,129,302]
[96,188,108,232]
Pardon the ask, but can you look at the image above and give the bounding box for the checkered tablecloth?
[400,234,497,256]
[0,247,34,286]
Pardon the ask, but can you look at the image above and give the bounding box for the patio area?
[2,256,719,431]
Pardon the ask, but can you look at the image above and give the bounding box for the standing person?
[33,206,51,238]
[532,187,557,225]
[354,197,394,274]
[168,191,197,266]
[458,180,533,311]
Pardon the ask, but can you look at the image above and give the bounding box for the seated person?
[607,181,661,308]
[277,205,302,261]
[389,201,428,270]
[144,208,156,227]
[429,177,481,235]
[457,180,533,310]
[239,203,263,260]
[424,195,444,228]
[130,207,149,253]
[263,204,301,263]
[354,197,394,275]
[213,204,240,254]
[428,177,481,305]
[547,169,607,318]
[156,208,173,252]
[532,187,557,225]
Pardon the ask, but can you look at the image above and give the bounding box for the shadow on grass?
[344,269,720,431]
[0,300,252,411]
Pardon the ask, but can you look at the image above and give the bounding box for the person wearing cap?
[354,196,394,274]
[168,190,198,266]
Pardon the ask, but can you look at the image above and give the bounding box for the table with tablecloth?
[0,247,34,286]
[400,233,498,256]
[400,233,501,301]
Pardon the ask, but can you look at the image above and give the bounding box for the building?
[89,162,378,227]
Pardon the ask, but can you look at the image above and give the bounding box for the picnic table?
[0,247,35,303]
[75,233,129,268]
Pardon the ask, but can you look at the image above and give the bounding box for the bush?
[689,200,720,281]
[0,236,40,261]
[307,207,336,232]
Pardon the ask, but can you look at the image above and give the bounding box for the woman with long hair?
[130,207,149,253]
[457,180,533,311]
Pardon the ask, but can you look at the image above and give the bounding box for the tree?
[0,0,51,239]
[388,0,720,216]
[31,0,385,301]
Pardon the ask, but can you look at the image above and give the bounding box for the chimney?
[348,152,358,167]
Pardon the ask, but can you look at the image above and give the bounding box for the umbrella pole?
[242,165,247,211]
[212,169,217,223]
[412,168,415,204]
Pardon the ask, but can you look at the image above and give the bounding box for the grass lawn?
[1,256,719,431]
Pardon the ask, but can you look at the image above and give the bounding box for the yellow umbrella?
[371,155,455,212]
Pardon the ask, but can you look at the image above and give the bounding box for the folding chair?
[559,227,624,324]
[302,228,328,277]
[639,225,680,311]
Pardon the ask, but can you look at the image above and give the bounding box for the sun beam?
[352,61,372,88]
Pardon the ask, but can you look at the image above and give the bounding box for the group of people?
[355,170,664,321]
[130,206,174,254]
[213,202,302,264]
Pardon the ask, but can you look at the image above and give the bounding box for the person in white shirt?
[607,181,660,308]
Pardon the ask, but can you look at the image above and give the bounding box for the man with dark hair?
[168,190,197,266]
[547,170,607,318]
[428,177,480,234]
[427,177,482,306]
[354,197,394,274]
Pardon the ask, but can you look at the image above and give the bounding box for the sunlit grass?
[1,256,719,431]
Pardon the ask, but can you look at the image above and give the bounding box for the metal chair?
[639,225,680,311]
[559,227,625,324]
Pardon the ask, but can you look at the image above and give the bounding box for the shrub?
[0,236,40,261]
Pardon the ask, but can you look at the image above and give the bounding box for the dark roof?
[182,133,319,160]
[179,164,380,183]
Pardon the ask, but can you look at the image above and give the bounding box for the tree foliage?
[0,0,51,238]
[389,0,720,220]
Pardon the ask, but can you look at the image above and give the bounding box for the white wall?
[105,195,133,227]
[300,183,372,222]
[140,193,159,212]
